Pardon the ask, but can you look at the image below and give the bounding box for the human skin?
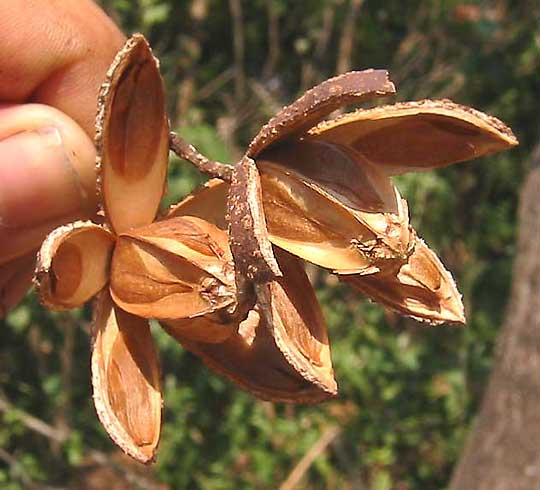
[0,0,125,314]
[0,0,125,265]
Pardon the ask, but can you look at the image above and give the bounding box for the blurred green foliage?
[1,1,539,488]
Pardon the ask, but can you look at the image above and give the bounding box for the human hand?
[0,0,125,315]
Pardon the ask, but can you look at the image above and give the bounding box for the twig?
[250,79,282,118]
[169,132,233,181]
[336,0,364,75]
[280,426,342,490]
[0,396,68,443]
[263,2,280,79]
[196,67,235,101]
[0,447,66,490]
[53,314,75,454]
[301,3,335,89]
[0,395,159,490]
[229,0,245,101]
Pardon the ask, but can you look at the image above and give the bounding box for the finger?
[0,252,36,317]
[0,0,125,136]
[0,103,97,265]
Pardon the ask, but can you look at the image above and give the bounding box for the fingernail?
[0,127,87,228]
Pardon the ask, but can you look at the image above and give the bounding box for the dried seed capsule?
[110,216,236,320]
[91,292,162,464]
[95,34,169,234]
[258,141,413,272]
[345,238,465,325]
[166,250,337,403]
[36,221,115,310]
[308,99,518,175]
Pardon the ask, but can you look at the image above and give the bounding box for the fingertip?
[0,104,97,262]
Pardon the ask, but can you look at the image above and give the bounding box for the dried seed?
[259,140,414,266]
[259,161,378,272]
[110,216,236,320]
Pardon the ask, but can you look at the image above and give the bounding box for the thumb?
[0,103,97,265]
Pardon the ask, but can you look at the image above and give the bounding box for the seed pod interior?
[248,70,396,157]
[91,293,162,464]
[345,238,465,324]
[96,34,170,234]
[36,222,115,310]
[308,99,518,175]
[110,217,236,320]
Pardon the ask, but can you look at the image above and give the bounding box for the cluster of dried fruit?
[31,34,517,463]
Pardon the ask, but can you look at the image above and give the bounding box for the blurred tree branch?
[450,139,540,490]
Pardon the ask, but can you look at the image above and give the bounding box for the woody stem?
[169,132,233,182]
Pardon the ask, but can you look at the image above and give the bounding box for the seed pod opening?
[168,250,336,403]
[308,99,518,175]
[91,293,162,464]
[345,238,465,325]
[110,216,236,320]
[96,34,169,234]
[36,222,115,310]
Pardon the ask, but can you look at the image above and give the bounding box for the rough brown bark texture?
[449,156,540,490]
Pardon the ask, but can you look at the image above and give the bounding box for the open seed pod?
[163,314,237,344]
[247,70,396,157]
[258,141,413,273]
[307,99,518,175]
[168,179,229,230]
[36,221,115,310]
[227,156,282,283]
[169,170,411,275]
[32,33,246,464]
[95,33,169,234]
[344,238,465,324]
[110,216,236,321]
[92,292,162,464]
[165,249,336,403]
